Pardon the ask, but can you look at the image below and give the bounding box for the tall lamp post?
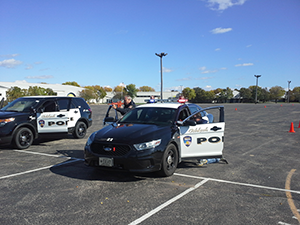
[287,81,291,103]
[254,75,261,104]
[155,52,168,99]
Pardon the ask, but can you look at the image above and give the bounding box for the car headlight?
[86,131,97,146]
[0,118,15,127]
[134,139,161,151]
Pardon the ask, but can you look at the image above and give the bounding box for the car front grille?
[90,142,131,156]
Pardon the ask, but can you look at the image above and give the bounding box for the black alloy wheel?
[159,144,178,177]
[73,121,87,139]
[14,127,34,149]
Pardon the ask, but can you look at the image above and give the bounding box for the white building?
[0,81,85,100]
[0,81,180,104]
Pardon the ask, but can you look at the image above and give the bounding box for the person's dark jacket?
[116,100,136,115]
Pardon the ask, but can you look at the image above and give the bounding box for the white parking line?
[14,150,73,159]
[128,178,210,225]
[174,173,300,195]
[0,158,83,180]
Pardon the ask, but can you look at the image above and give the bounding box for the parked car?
[0,96,92,149]
[84,100,224,176]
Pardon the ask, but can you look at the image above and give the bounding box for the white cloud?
[0,59,23,68]
[211,27,232,34]
[215,48,221,51]
[25,64,33,70]
[201,69,218,74]
[206,0,247,11]
[199,66,206,71]
[246,44,252,48]
[25,75,54,79]
[163,67,173,73]
[0,53,20,58]
[235,63,254,67]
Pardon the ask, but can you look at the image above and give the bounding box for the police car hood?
[95,123,170,144]
[0,111,29,118]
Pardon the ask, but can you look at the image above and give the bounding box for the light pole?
[155,52,167,99]
[254,75,261,104]
[287,81,291,103]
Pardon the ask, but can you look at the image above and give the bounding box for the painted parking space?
[0,104,299,224]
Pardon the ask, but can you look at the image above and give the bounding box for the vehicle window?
[57,99,70,111]
[178,108,190,121]
[2,99,38,112]
[40,101,57,112]
[119,107,176,125]
[73,98,89,109]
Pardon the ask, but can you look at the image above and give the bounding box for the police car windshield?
[2,99,39,112]
[119,107,176,125]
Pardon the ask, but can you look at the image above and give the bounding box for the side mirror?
[183,120,196,126]
[104,117,115,123]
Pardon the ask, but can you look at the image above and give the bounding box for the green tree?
[93,85,107,102]
[6,86,27,102]
[269,86,285,103]
[79,88,95,102]
[217,87,233,103]
[182,87,196,101]
[238,87,252,103]
[26,86,56,96]
[192,87,206,103]
[139,86,155,92]
[125,84,138,98]
[291,86,300,102]
[104,87,113,92]
[249,85,262,103]
[62,81,81,87]
[260,87,270,103]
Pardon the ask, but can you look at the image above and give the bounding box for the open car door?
[179,106,225,159]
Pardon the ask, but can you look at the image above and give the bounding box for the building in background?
[0,81,85,100]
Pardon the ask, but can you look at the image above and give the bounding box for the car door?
[179,106,225,158]
[68,99,81,129]
[36,99,68,133]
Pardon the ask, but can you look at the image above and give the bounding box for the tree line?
[2,81,300,106]
[182,85,300,103]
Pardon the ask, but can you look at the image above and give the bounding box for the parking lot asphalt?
[1,103,300,225]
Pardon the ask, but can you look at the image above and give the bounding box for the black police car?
[0,96,92,149]
[84,100,225,176]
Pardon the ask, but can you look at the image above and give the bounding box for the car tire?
[73,121,87,139]
[13,127,34,149]
[159,143,178,177]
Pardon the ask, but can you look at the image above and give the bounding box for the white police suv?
[0,96,92,149]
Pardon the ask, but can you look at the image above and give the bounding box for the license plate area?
[99,157,114,167]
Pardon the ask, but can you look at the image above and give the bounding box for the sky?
[1,0,299,92]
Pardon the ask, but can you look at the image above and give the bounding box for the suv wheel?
[14,127,34,149]
[159,144,178,177]
[73,121,87,139]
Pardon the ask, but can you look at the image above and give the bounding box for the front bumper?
[84,144,164,173]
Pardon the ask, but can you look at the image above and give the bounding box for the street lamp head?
[254,74,261,78]
[155,52,168,58]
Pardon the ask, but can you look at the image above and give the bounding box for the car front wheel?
[159,144,178,177]
[73,121,87,139]
[13,127,34,149]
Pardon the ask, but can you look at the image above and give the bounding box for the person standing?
[112,95,136,115]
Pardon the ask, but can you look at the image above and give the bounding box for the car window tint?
[178,108,190,121]
[120,107,176,125]
[41,101,57,112]
[57,99,69,111]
